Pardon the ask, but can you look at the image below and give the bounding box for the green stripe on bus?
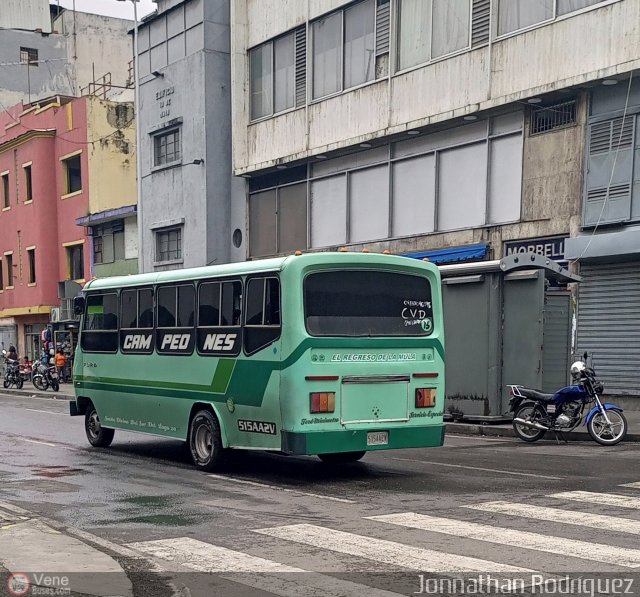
[74,336,444,408]
[212,359,235,393]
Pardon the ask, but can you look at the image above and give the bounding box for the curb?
[0,387,73,401]
[445,422,640,442]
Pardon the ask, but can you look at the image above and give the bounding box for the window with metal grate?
[530,99,577,135]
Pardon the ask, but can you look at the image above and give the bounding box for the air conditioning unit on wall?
[50,308,60,323]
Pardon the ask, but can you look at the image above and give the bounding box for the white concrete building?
[230,0,640,404]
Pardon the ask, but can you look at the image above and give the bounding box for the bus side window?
[120,288,154,354]
[244,277,281,355]
[197,280,242,356]
[81,292,119,353]
[156,284,195,355]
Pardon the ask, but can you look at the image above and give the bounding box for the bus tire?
[85,403,115,448]
[318,451,366,464]
[189,409,226,472]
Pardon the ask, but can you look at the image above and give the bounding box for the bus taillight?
[310,392,336,413]
[415,388,436,408]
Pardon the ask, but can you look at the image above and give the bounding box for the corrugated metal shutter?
[471,0,490,46]
[375,0,391,56]
[295,26,306,107]
[577,261,640,395]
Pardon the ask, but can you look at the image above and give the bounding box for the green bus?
[70,252,445,470]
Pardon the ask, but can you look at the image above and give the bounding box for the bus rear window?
[304,270,433,337]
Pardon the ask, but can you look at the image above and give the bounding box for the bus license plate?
[367,431,388,446]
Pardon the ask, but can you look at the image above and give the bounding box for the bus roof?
[81,252,437,291]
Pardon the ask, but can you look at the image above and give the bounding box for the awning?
[76,204,137,227]
[402,243,489,265]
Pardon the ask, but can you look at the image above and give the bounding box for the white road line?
[128,537,403,596]
[208,474,354,503]
[621,483,640,490]
[17,438,57,447]
[550,491,640,510]
[25,408,65,416]
[369,512,640,568]
[386,458,565,480]
[254,524,534,573]
[464,501,640,535]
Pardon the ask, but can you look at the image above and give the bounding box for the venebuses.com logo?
[7,573,30,596]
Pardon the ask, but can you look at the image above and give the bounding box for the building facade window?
[27,248,36,284]
[0,258,3,290]
[1,173,9,208]
[397,0,471,70]
[530,99,577,135]
[62,154,82,194]
[497,0,605,35]
[24,165,33,201]
[92,221,125,265]
[20,47,38,66]
[153,129,181,167]
[312,0,375,100]
[248,113,524,257]
[155,226,182,262]
[66,244,84,281]
[5,253,13,287]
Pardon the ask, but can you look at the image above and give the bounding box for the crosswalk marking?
[128,537,404,597]
[550,491,640,510]
[621,482,640,490]
[255,523,534,573]
[369,513,640,568]
[129,537,300,572]
[463,501,640,535]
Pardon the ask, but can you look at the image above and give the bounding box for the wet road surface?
[1,392,640,596]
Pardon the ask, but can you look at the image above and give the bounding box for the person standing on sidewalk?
[55,349,66,382]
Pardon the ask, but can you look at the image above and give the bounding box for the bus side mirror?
[73,296,85,316]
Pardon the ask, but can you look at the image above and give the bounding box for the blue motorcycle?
[508,357,627,445]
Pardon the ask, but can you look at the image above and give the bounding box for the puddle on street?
[32,466,85,478]
[119,495,174,508]
[97,513,198,526]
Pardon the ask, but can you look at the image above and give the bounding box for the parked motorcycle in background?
[2,350,23,389]
[508,355,627,446]
[32,361,60,392]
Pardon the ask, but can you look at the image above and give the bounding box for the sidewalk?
[0,502,133,596]
[446,410,640,442]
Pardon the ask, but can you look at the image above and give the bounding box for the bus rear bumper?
[281,425,445,456]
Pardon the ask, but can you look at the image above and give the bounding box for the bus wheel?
[189,410,225,472]
[318,451,366,464]
[85,403,115,448]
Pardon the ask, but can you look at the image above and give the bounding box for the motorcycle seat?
[517,388,555,402]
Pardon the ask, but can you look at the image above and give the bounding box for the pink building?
[0,95,136,361]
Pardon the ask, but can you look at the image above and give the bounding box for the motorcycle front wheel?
[513,403,547,442]
[51,379,60,392]
[587,410,627,446]
[33,375,48,391]
[2,380,8,389]
[15,378,23,389]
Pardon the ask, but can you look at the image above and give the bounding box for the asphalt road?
[1,392,640,597]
